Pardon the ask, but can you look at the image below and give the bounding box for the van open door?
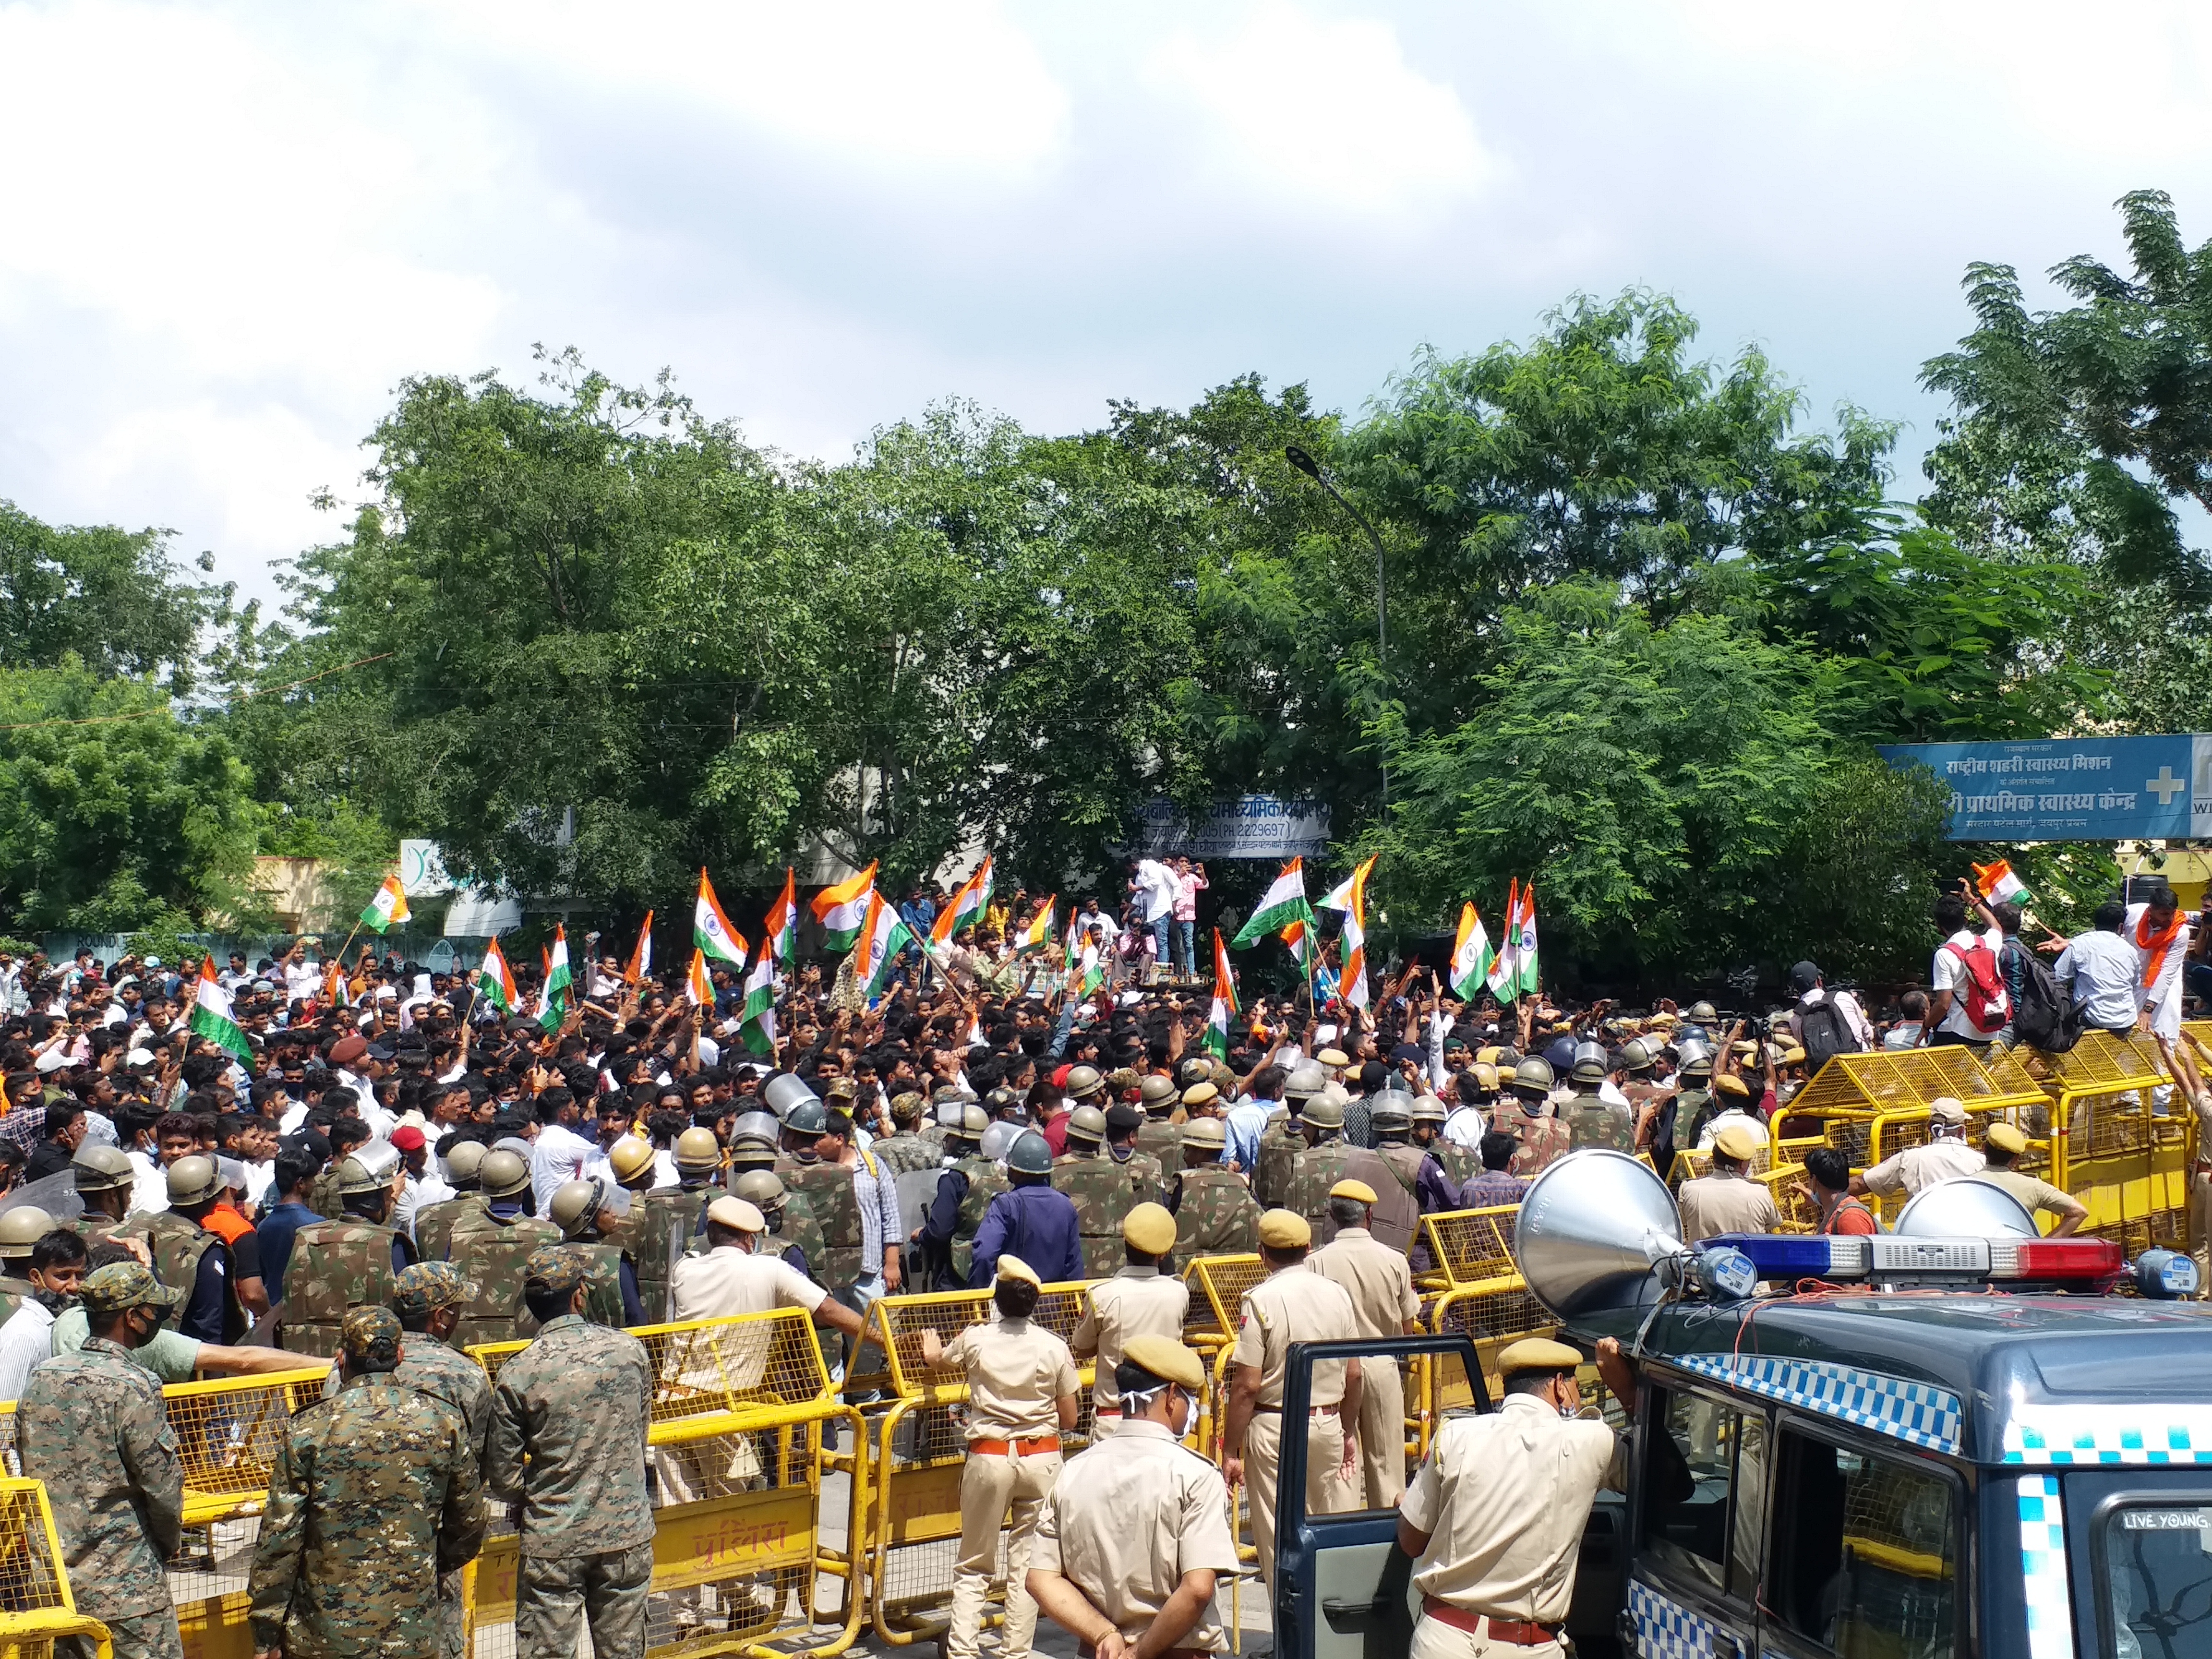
[1272,1332,1490,1659]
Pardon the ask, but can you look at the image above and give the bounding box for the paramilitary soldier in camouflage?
[19,1262,186,1659]
[1562,1041,1636,1152]
[1053,1106,1142,1278]
[1168,1120,1260,1258]
[870,1093,939,1175]
[776,1098,865,1291]
[915,1106,996,1290]
[250,1307,487,1659]
[413,1140,488,1266]
[390,1261,492,1659]
[283,1152,417,1358]
[489,1247,655,1659]
[1132,1076,1184,1167]
[731,1113,826,1277]
[1369,1092,1426,1198]
[1255,1063,1325,1209]
[68,1146,137,1243]
[1280,1095,1406,1246]
[0,1206,54,1323]
[614,1130,708,1324]
[446,1150,562,1350]
[548,1179,645,1327]
[1502,1058,1572,1178]
[1100,1104,1166,1205]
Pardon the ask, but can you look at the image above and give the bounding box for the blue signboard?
[1878,734,2212,842]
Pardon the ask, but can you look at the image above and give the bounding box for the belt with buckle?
[1251,1403,1338,1416]
[1421,1598,1561,1646]
[968,1435,1061,1457]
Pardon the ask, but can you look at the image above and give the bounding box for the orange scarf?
[2137,909,2187,998]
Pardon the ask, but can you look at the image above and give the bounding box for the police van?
[1274,1150,2209,1659]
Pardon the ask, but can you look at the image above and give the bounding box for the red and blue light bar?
[1700,1233,2151,1290]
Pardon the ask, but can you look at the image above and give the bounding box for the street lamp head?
[1283,445,1322,481]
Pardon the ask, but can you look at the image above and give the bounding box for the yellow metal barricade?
[2033,1032,2189,1253]
[1777,1046,2044,1166]
[1427,1274,1554,1413]
[1419,1207,1519,1288]
[853,1283,1094,1646]
[0,1477,112,1659]
[1756,1166,1821,1233]
[465,1308,860,1659]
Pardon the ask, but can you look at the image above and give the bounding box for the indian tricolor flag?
[1230,858,1317,948]
[322,958,351,1010]
[811,862,878,952]
[1335,856,1376,1010]
[1487,879,1521,1001]
[1069,934,1103,998]
[1972,859,2033,909]
[538,925,573,1033]
[694,869,748,965]
[1203,928,1237,1059]
[932,856,993,945]
[854,889,913,999]
[1504,883,1540,999]
[684,948,713,1007]
[1015,896,1057,955]
[189,959,253,1065]
[476,937,518,1017]
[623,911,653,985]
[1448,902,1495,1001]
[360,873,410,934]
[740,868,795,1056]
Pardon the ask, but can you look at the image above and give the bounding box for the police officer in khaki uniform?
[1674,1123,1780,1244]
[1070,1203,1189,1440]
[1978,1123,2088,1235]
[1028,1335,1242,1659]
[919,1256,1081,1659]
[1395,1337,1640,1659]
[1221,1209,1362,1595]
[1310,1178,1422,1507]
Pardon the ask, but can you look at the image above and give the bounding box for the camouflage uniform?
[1106,1147,1166,1206]
[1281,1142,1416,1248]
[488,1270,655,1659]
[249,1321,487,1659]
[1505,1106,1572,1178]
[19,1334,184,1659]
[1562,1093,1636,1153]
[446,1212,564,1350]
[870,1131,938,1176]
[1134,1118,1184,1168]
[1171,1167,1261,1258]
[573,1240,632,1329]
[307,1164,344,1224]
[776,1187,828,1279]
[1254,1119,1301,1210]
[392,1263,494,1659]
[281,1219,414,1358]
[110,1211,215,1310]
[414,1193,487,1265]
[777,1156,860,1291]
[1671,1088,1720,1169]
[0,1272,33,1326]
[625,1185,713,1326]
[1052,1152,1140,1277]
[951,1156,1009,1283]
[1428,1140,1480,1191]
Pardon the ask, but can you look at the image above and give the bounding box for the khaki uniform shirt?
[670,1244,829,1322]
[1231,1263,1358,1409]
[1978,1166,2075,1222]
[1033,1419,1243,1651]
[1401,1394,1624,1622]
[1676,1170,1780,1244]
[1860,1137,1984,1199]
[1073,1267,1190,1414]
[943,1317,1080,1442]
[1310,1226,1420,1341]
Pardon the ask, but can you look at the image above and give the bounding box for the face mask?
[32,1288,72,1314]
[1172,1388,1197,1438]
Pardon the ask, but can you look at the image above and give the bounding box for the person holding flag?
[538,926,573,1033]
[1202,930,1238,1060]
[1319,856,1377,1010]
[475,938,519,1022]
[623,911,654,987]
[739,867,796,1056]
[1014,897,1057,957]
[933,857,994,948]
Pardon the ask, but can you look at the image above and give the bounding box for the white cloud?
[1145,3,1491,218]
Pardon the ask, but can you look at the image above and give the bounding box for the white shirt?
[1442,1105,1486,1149]
[1931,926,2005,1038]
[670,1243,828,1321]
[394,1168,455,1242]
[1795,986,1875,1049]
[1131,859,1178,923]
[1860,1134,1984,1198]
[2126,903,2192,1038]
[1882,1022,1922,1051]
[2055,927,2144,1032]
[281,959,322,1004]
[0,1299,55,1403]
[127,1148,169,1216]
[529,1120,598,1211]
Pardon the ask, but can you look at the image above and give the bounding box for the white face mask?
[1171,1388,1196,1438]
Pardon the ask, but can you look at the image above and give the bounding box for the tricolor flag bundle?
[1449,902,1495,1001]
[694,869,748,965]
[1203,928,1237,1059]
[1972,859,2033,909]
[1069,933,1104,998]
[1487,881,1540,1000]
[624,911,654,985]
[933,856,993,945]
[811,862,879,952]
[1280,918,1339,1001]
[1015,896,1057,955]
[476,937,518,1017]
[1334,856,1377,1010]
[360,873,410,934]
[189,959,253,1066]
[739,867,796,1056]
[322,959,351,1010]
[684,948,713,1007]
[1230,858,1317,948]
[854,889,914,1000]
[538,925,573,1033]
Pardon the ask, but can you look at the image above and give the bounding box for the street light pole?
[1284,445,1389,814]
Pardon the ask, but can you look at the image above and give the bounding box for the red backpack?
[1942,939,2010,1034]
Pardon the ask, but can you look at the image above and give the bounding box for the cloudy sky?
[5,0,2212,602]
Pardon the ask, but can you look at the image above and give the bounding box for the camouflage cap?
[391,1260,477,1320]
[524,1244,588,1298]
[79,1261,185,1316]
[342,1305,403,1367]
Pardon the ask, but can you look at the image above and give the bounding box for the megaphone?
[1513,1149,1684,1322]
[1893,1176,2036,1240]
[763,1073,820,1121]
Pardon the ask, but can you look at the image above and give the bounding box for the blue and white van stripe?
[1673,1353,1962,1454]
[2016,1474,2072,1659]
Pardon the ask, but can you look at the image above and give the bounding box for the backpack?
[1941,939,2011,1035]
[1796,998,1856,1072]
[2008,945,2083,1054]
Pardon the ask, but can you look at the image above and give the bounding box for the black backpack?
[1797,998,1855,1072]
[2008,942,2083,1054]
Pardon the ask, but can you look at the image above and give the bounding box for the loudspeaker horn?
[1893,1176,2037,1239]
[1513,1148,1683,1322]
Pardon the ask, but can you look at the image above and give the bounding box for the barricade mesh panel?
[1188,1256,1266,1341]
[1420,1208,1518,1286]
[0,1483,68,1615]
